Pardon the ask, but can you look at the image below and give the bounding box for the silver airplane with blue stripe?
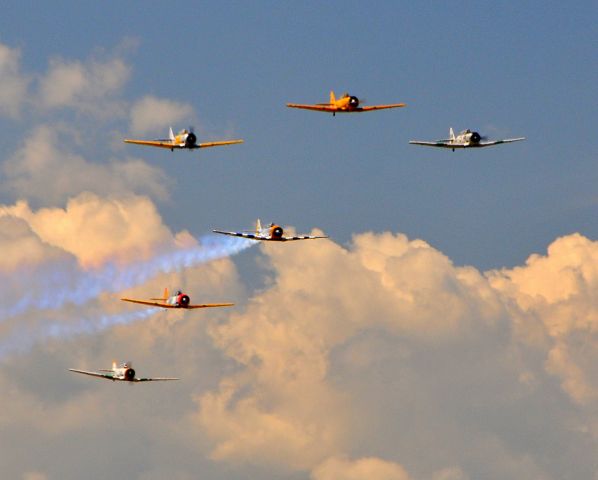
[69,361,179,383]
[410,128,525,152]
[213,219,328,242]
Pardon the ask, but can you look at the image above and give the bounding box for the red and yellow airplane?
[124,127,243,151]
[121,288,233,310]
[287,91,406,116]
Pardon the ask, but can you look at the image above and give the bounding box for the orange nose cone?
[270,226,284,238]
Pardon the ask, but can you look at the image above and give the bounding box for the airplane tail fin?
[169,127,175,141]
[256,219,262,235]
[112,361,117,371]
[329,90,336,105]
[449,127,455,141]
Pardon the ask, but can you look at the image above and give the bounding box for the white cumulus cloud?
[0,42,29,117]
[1,124,171,204]
[130,95,195,135]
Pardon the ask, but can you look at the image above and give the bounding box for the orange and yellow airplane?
[124,127,243,151]
[121,288,233,310]
[287,91,406,116]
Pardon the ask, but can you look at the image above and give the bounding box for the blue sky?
[2,1,596,269]
[0,2,596,479]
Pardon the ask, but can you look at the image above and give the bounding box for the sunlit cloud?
[191,231,597,478]
[1,126,171,204]
[130,96,195,135]
[0,193,254,356]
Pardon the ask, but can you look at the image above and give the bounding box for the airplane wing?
[69,368,115,380]
[478,137,526,147]
[197,139,244,148]
[186,303,234,309]
[286,103,336,112]
[123,139,179,149]
[134,377,179,382]
[212,230,263,240]
[120,298,173,308]
[409,140,455,148]
[279,235,329,241]
[359,103,406,111]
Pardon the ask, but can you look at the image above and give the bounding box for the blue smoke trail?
[0,309,158,359]
[0,234,254,321]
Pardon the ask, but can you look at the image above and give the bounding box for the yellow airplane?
[287,91,406,116]
[121,288,233,310]
[124,127,243,151]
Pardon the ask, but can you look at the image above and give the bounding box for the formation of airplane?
[73,92,526,386]
[69,361,178,383]
[213,219,328,242]
[409,128,525,151]
[121,288,234,310]
[287,90,406,116]
[124,127,243,151]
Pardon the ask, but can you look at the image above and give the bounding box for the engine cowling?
[125,368,136,381]
[178,294,190,306]
[349,96,359,107]
[185,132,197,147]
[271,226,284,238]
[470,131,481,143]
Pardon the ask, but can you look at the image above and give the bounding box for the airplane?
[287,91,406,116]
[69,361,178,383]
[124,127,243,151]
[121,288,234,309]
[409,128,525,152]
[213,219,328,242]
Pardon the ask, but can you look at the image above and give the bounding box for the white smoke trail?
[0,234,253,321]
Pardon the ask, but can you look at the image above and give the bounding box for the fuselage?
[111,363,136,381]
[267,224,284,240]
[166,292,191,307]
[173,129,198,148]
[333,93,360,111]
[450,129,482,147]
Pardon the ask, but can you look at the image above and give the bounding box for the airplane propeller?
[186,126,197,146]
[470,131,487,143]
[348,95,361,107]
